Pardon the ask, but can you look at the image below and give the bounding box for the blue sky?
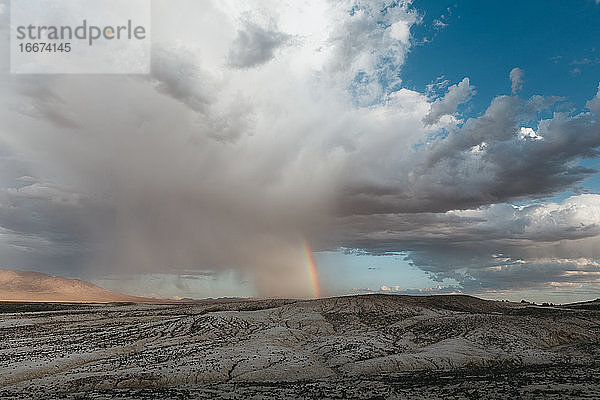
[1,0,600,302]
[405,0,600,112]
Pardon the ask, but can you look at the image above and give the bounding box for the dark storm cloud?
[0,177,115,276]
[331,195,600,292]
[0,0,599,297]
[338,91,600,215]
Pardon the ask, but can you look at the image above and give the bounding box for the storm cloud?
[0,0,599,297]
[228,21,290,68]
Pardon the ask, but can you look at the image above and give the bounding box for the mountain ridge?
[0,269,160,303]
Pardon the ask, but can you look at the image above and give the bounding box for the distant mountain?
[0,269,158,303]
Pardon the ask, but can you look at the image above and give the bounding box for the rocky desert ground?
[0,295,599,399]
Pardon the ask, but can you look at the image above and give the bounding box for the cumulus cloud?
[228,21,290,68]
[327,0,418,105]
[0,0,599,298]
[151,46,218,113]
[338,90,600,216]
[333,195,600,293]
[423,77,474,125]
[509,67,524,94]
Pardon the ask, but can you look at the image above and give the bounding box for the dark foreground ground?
[0,295,599,399]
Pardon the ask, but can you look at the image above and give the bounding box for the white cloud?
[353,285,462,295]
[518,127,543,141]
[228,21,290,68]
[423,77,474,125]
[509,67,524,94]
[433,19,447,29]
[389,20,411,43]
[586,83,600,114]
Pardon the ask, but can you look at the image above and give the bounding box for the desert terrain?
[0,294,599,399]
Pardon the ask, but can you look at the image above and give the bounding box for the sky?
[1,0,600,303]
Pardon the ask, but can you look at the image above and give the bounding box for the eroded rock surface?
[1,295,599,399]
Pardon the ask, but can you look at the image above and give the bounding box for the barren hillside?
[0,294,599,399]
[0,269,153,303]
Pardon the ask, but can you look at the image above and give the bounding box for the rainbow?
[303,239,321,299]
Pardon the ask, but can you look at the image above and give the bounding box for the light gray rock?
[0,295,599,399]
